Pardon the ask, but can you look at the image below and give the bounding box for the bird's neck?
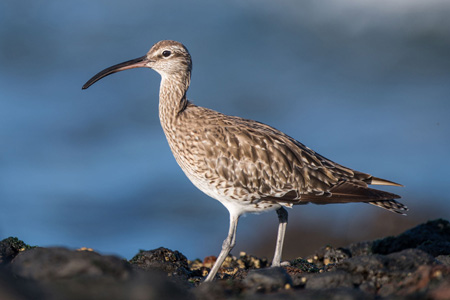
[158,74,190,131]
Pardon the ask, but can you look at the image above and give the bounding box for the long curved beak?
[82,55,149,90]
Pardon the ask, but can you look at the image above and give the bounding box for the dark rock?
[428,274,450,300]
[230,268,250,281]
[243,267,292,293]
[7,247,191,300]
[378,264,450,298]
[0,268,46,300]
[335,254,392,295]
[346,241,374,257]
[194,280,243,300]
[244,288,373,300]
[129,247,190,279]
[306,246,351,268]
[296,288,374,300]
[1,219,450,299]
[338,249,435,275]
[11,247,131,281]
[436,255,450,266]
[305,270,362,290]
[286,259,319,288]
[337,254,387,275]
[289,272,310,288]
[384,248,437,272]
[342,219,450,261]
[372,219,450,257]
[0,237,33,265]
[289,258,320,273]
[336,249,442,298]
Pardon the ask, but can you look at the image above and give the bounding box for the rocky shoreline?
[1,219,449,299]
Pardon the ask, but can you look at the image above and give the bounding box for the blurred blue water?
[1,0,450,260]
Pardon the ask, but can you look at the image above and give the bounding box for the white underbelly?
[180,164,282,216]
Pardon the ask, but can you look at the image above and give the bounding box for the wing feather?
[182,106,405,214]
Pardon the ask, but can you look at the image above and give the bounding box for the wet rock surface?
[1,219,449,299]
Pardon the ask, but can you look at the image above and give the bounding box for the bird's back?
[162,101,406,215]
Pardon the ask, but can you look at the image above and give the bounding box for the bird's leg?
[271,207,288,267]
[204,213,240,282]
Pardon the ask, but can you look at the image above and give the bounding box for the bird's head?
[82,40,192,90]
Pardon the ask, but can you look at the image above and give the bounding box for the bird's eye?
[162,50,171,57]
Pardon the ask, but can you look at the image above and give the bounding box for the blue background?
[1,0,449,261]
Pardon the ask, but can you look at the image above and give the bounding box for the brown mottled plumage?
[82,40,406,282]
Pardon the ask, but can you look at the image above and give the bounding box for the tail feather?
[369,176,403,187]
[297,181,407,214]
[368,199,408,215]
[266,172,407,215]
[298,181,400,204]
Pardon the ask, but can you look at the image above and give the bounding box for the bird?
[82,40,406,282]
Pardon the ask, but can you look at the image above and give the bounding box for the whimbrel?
[82,40,406,282]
